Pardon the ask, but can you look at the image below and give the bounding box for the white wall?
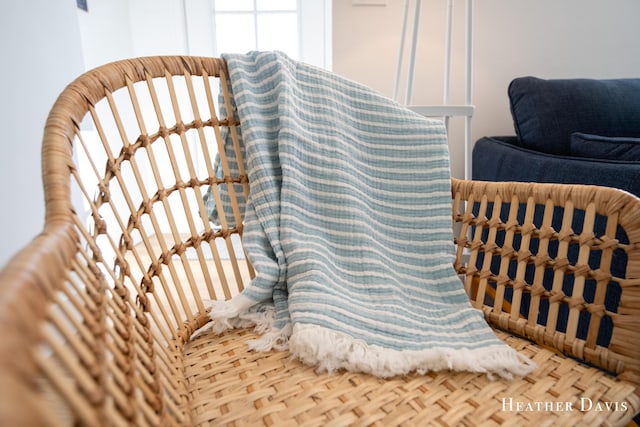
[333,0,640,178]
[129,0,189,57]
[78,0,188,69]
[77,0,133,70]
[0,1,85,268]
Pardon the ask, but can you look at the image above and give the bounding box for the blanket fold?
[200,51,536,379]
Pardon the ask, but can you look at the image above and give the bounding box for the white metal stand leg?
[464,0,474,181]
[394,0,475,180]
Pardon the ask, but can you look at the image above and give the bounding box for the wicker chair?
[0,56,639,426]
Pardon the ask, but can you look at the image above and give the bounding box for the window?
[208,0,331,69]
[214,0,299,59]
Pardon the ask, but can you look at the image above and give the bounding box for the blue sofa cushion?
[570,132,640,161]
[472,136,640,197]
[508,76,640,155]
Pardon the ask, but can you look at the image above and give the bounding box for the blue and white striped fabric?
[203,51,536,379]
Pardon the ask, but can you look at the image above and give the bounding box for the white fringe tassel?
[288,323,537,380]
[191,301,536,380]
[191,294,268,339]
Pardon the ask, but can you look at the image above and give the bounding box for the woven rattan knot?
[591,268,611,282]
[517,249,532,262]
[120,234,135,251]
[501,246,515,259]
[159,126,170,138]
[115,258,130,276]
[479,270,492,280]
[174,243,186,256]
[139,335,154,356]
[568,295,585,310]
[475,216,488,227]
[149,260,163,276]
[159,251,171,265]
[598,235,620,250]
[141,275,154,293]
[512,279,527,291]
[115,284,129,300]
[465,265,478,276]
[539,225,556,240]
[484,242,498,253]
[461,212,475,225]
[549,289,566,303]
[487,217,503,229]
[88,262,102,279]
[520,222,536,236]
[94,215,107,235]
[579,231,596,246]
[129,215,142,229]
[136,312,149,328]
[496,274,510,287]
[175,121,187,134]
[139,134,151,148]
[143,199,153,214]
[558,228,575,242]
[586,303,606,317]
[553,257,570,272]
[531,284,546,297]
[122,143,136,161]
[456,236,470,248]
[534,253,552,267]
[193,118,204,129]
[469,240,483,251]
[505,219,519,231]
[97,185,111,205]
[573,264,590,278]
[202,229,215,242]
[105,157,117,174]
[188,177,200,188]
[137,294,150,312]
[239,174,249,184]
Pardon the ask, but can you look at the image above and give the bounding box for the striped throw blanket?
[201,51,536,379]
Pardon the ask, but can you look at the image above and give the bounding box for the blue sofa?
[473,76,640,196]
[470,77,640,353]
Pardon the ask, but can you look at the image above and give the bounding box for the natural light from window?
[214,0,299,60]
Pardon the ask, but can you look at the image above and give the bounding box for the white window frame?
[183,0,332,70]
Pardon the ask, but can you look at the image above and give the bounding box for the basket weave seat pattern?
[0,56,638,426]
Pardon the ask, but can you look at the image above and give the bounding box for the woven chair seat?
[184,327,634,427]
[0,55,638,426]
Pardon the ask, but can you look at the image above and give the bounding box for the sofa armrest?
[472,136,640,198]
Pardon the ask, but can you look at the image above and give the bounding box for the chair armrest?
[451,177,640,386]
